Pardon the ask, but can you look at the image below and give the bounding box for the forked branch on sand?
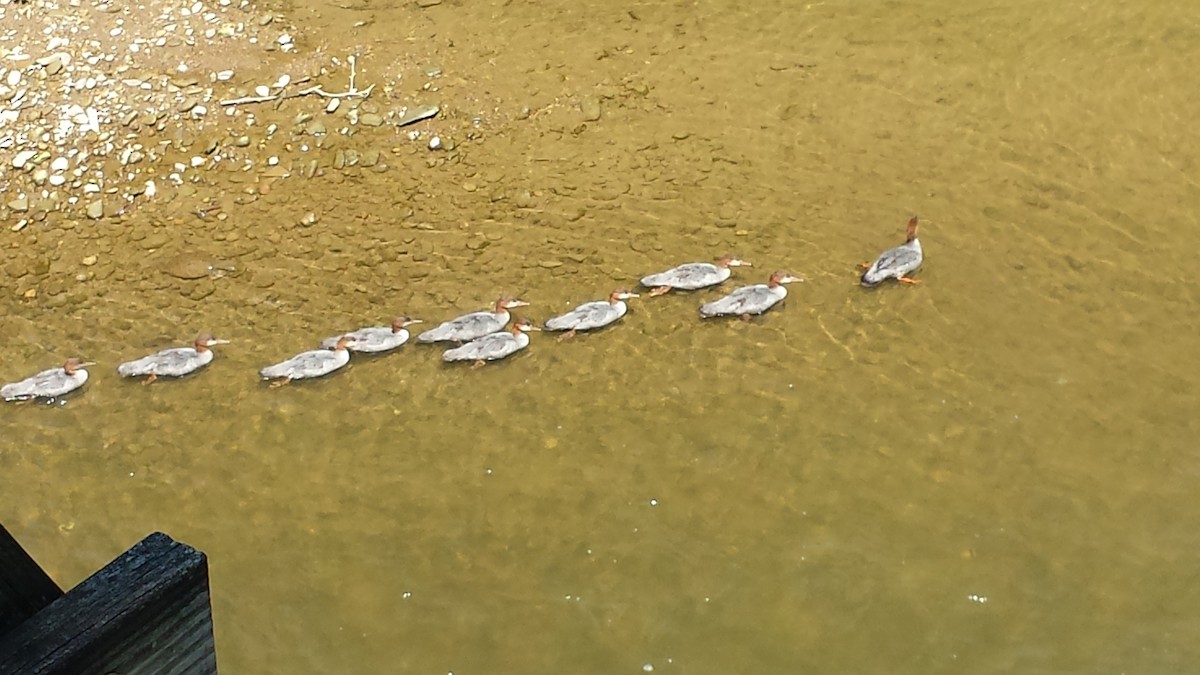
[219,54,375,107]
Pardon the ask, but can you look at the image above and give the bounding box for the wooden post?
[0,525,65,637]
[0,531,218,675]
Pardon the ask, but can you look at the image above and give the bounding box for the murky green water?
[4,0,1200,672]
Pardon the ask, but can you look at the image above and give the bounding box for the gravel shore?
[0,0,308,227]
[0,0,452,232]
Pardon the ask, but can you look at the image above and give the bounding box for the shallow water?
[4,0,1200,672]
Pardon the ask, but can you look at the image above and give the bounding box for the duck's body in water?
[861,216,923,287]
[699,270,803,319]
[417,297,529,344]
[443,319,539,368]
[2,358,95,401]
[260,336,356,387]
[117,333,229,384]
[321,316,422,353]
[544,289,639,339]
[640,255,751,296]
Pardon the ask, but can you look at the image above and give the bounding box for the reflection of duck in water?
[443,319,539,368]
[117,333,229,384]
[860,216,923,287]
[640,255,751,296]
[260,336,355,387]
[321,316,423,353]
[699,270,802,319]
[2,358,95,401]
[417,297,529,344]
[544,289,639,339]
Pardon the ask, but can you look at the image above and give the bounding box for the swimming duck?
[640,255,751,296]
[320,316,423,353]
[2,358,95,401]
[416,296,529,344]
[699,270,803,319]
[860,216,922,287]
[260,336,355,387]
[544,289,639,339]
[117,333,229,384]
[442,318,539,368]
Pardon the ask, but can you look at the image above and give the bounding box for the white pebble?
[191,105,207,117]
[254,85,270,97]
[428,136,442,150]
[216,69,234,81]
[49,175,66,186]
[144,180,157,197]
[190,156,206,167]
[6,70,20,87]
[278,33,292,45]
[326,98,340,113]
[12,149,37,168]
[51,157,69,171]
[110,27,123,37]
[267,156,279,166]
[274,74,290,88]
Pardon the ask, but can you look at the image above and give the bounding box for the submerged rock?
[160,254,217,280]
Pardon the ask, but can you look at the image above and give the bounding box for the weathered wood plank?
[0,531,218,675]
[0,525,64,639]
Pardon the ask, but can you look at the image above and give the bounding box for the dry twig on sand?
[219,55,375,107]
